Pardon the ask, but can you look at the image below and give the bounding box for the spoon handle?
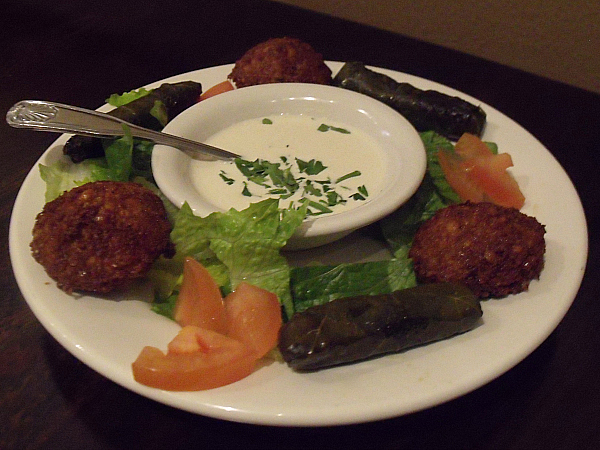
[6,100,239,161]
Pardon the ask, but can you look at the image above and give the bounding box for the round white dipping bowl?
[152,83,426,250]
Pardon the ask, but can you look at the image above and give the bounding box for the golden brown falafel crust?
[409,202,545,298]
[228,37,332,88]
[30,181,174,294]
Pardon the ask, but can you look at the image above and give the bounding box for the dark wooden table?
[2,1,599,448]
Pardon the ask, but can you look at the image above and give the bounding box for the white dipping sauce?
[190,114,385,215]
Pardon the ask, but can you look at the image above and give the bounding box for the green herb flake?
[325,191,345,206]
[219,171,235,185]
[350,185,369,201]
[234,158,257,177]
[262,118,273,124]
[266,163,298,193]
[250,172,270,186]
[336,170,362,183]
[268,188,289,195]
[303,180,323,197]
[235,158,272,187]
[306,200,333,216]
[317,123,351,134]
[296,158,327,175]
[241,182,252,197]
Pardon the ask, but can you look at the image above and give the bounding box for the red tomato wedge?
[133,258,284,391]
[454,132,494,159]
[439,133,525,209]
[199,80,235,101]
[463,155,525,209]
[132,327,256,391]
[224,282,282,358]
[438,150,485,203]
[174,257,227,333]
[167,325,205,354]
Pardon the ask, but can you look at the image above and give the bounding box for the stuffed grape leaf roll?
[279,283,482,371]
[333,62,486,140]
[63,81,202,162]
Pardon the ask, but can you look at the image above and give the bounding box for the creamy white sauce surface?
[189,114,385,215]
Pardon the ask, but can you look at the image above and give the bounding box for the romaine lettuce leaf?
[39,157,111,202]
[152,199,308,320]
[130,139,155,181]
[39,126,156,201]
[149,100,168,127]
[102,125,133,181]
[290,257,416,313]
[106,88,152,107]
[419,130,462,205]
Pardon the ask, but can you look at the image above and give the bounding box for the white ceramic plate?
[9,63,588,426]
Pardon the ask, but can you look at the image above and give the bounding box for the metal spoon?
[5,100,240,161]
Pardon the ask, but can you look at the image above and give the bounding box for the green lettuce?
[39,126,158,201]
[106,88,152,107]
[39,157,110,202]
[107,88,168,127]
[40,128,133,201]
[151,199,308,320]
[286,131,462,311]
[290,257,416,313]
[420,130,462,205]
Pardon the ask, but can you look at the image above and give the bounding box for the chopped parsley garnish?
[241,181,252,197]
[325,190,345,206]
[303,180,322,197]
[350,185,369,201]
[222,156,369,216]
[317,123,351,134]
[306,200,333,215]
[336,170,362,183]
[296,158,327,175]
[219,171,235,185]
[218,119,366,216]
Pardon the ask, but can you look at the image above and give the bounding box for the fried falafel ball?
[409,202,546,298]
[31,181,174,294]
[228,37,332,88]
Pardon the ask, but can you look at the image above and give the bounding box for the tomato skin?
[174,257,227,333]
[199,80,235,101]
[439,133,525,209]
[132,327,256,391]
[224,282,282,358]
